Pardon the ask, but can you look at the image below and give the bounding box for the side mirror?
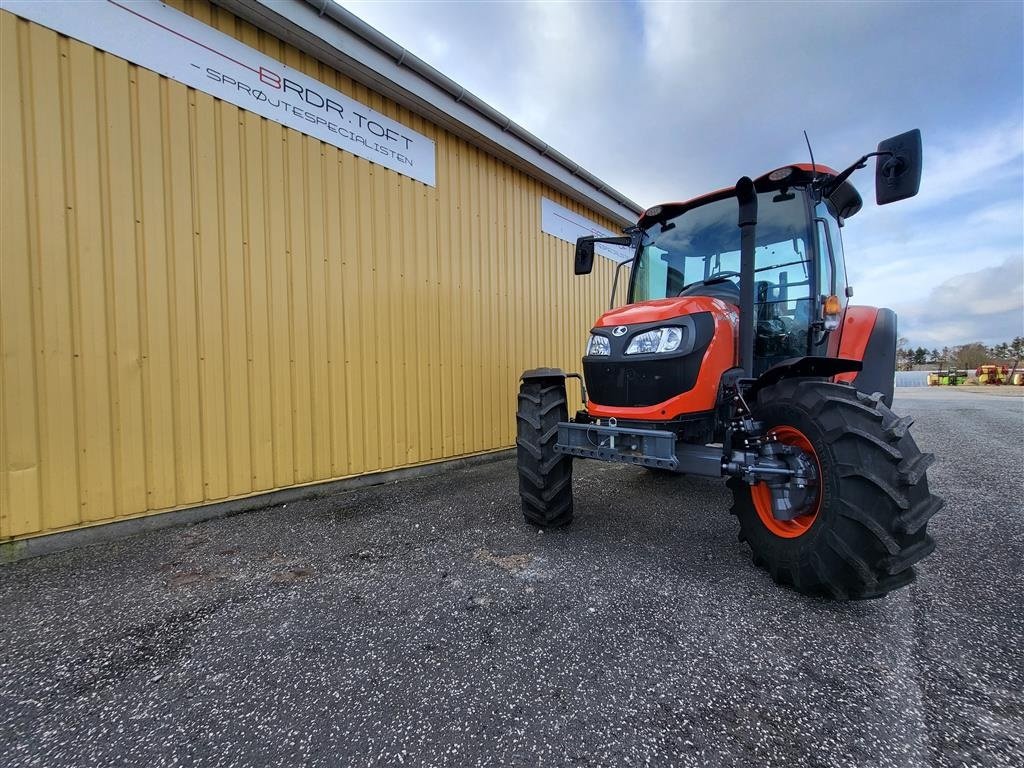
[875,129,922,205]
[574,235,632,275]
[575,236,595,275]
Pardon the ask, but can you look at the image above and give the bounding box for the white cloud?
[966,200,1024,230]
[896,255,1024,346]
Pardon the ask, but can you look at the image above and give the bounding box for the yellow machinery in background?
[928,368,963,386]
[976,365,1009,385]
[927,363,1024,386]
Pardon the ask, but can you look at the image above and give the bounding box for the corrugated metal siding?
[0,1,621,540]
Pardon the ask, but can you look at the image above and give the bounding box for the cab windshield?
[630,190,815,367]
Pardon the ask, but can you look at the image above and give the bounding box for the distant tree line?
[895,336,1024,372]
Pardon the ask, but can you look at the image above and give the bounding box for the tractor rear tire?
[729,378,942,599]
[516,377,573,528]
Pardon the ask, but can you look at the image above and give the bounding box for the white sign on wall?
[0,0,436,186]
[540,198,633,262]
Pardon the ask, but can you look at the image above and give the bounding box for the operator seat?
[679,279,740,307]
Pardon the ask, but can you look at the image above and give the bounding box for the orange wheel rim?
[750,425,821,538]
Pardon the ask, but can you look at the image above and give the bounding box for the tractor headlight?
[625,327,683,355]
[586,334,611,356]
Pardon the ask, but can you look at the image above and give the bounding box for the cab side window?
[815,201,848,305]
[816,219,835,297]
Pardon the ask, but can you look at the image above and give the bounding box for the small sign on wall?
[540,198,633,262]
[1,0,437,186]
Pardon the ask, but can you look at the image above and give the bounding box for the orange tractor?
[516,130,942,599]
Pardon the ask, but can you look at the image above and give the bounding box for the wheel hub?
[761,443,819,520]
[750,426,822,538]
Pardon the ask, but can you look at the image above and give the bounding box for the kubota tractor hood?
[594,296,738,328]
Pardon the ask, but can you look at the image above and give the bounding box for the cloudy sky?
[341,0,1023,350]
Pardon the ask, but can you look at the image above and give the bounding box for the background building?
[0,0,641,553]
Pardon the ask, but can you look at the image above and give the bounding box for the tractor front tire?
[730,378,942,599]
[516,377,573,528]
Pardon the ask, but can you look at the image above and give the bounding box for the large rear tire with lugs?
[729,378,942,599]
[516,376,573,528]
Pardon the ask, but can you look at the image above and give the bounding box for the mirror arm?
[609,259,631,309]
[821,150,893,197]
[588,235,633,246]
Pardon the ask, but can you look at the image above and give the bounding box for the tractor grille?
[583,312,714,408]
[583,354,705,407]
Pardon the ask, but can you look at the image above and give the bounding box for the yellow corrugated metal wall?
[0,0,621,540]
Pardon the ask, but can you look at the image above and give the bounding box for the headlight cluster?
[586,327,685,356]
[625,327,683,355]
[586,334,611,356]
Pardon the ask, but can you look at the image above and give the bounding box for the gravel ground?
[942,386,1024,397]
[1,388,1021,767]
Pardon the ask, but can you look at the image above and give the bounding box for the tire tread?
[733,379,941,599]
[517,377,573,528]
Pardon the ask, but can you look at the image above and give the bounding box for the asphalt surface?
[1,388,1022,767]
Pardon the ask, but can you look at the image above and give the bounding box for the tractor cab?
[628,164,860,376]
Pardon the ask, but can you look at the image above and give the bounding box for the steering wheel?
[757,317,789,337]
[703,271,740,285]
[679,271,740,295]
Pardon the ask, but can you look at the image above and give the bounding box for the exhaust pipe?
[736,177,758,378]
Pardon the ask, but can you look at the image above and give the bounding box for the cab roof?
[637,164,862,228]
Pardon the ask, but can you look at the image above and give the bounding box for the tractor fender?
[835,307,897,407]
[746,356,862,400]
[520,367,569,382]
[521,368,588,409]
